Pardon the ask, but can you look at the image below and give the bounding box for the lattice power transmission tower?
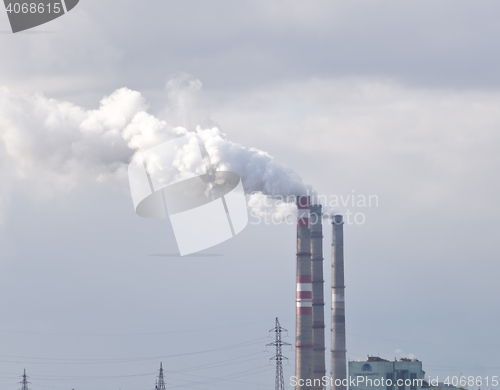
[20,369,29,390]
[155,362,166,390]
[267,317,291,390]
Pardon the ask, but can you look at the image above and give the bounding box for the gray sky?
[0,1,499,389]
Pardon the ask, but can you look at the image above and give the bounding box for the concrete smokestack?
[310,205,326,390]
[295,195,313,390]
[331,215,346,390]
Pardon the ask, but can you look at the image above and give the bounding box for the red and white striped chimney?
[310,204,326,390]
[295,195,313,389]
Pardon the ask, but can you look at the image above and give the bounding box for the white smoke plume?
[0,79,312,220]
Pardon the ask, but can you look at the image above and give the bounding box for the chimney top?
[332,214,343,225]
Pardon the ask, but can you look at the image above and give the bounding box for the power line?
[167,365,271,389]
[0,337,268,364]
[0,320,270,336]
[348,332,500,347]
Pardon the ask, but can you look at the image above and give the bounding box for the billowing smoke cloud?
[0,79,311,220]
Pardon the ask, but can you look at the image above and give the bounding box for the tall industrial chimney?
[331,215,346,390]
[310,205,326,389]
[295,195,313,390]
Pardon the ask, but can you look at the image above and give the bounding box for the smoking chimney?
[295,195,313,389]
[310,205,326,389]
[331,215,346,390]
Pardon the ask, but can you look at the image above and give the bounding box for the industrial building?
[349,357,425,390]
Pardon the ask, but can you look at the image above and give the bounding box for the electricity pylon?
[267,317,291,390]
[20,369,29,390]
[155,362,166,390]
